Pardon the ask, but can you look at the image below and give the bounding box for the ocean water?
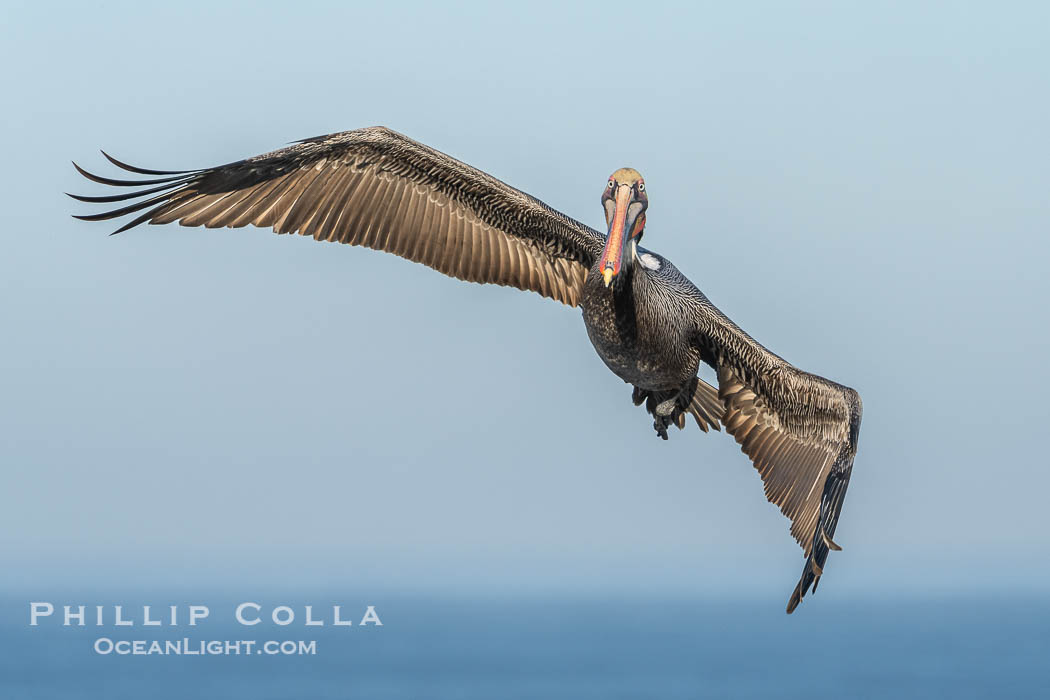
[2,594,1046,699]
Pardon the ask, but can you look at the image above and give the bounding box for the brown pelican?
[69,127,862,613]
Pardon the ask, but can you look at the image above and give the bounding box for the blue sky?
[1,1,1048,599]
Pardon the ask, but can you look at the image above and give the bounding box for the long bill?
[599,184,634,287]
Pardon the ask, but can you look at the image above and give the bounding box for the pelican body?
[70,127,862,613]
[584,255,702,391]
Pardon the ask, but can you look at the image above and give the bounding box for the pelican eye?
[608,179,615,189]
[637,181,645,192]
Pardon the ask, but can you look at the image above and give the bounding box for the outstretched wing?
[690,292,862,613]
[69,126,605,306]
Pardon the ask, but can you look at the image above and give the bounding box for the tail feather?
[688,378,724,433]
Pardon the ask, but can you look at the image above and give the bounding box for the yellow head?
[598,169,648,287]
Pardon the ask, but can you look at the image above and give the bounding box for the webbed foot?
[634,381,695,440]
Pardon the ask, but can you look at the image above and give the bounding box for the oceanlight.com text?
[93,638,317,655]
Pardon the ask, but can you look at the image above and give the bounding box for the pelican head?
[599,168,648,288]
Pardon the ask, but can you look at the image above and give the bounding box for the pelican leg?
[633,379,697,441]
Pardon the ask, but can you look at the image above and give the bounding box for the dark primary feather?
[71,161,194,188]
[100,149,195,175]
[68,126,606,306]
[67,180,192,204]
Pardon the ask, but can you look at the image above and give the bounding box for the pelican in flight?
[70,127,862,613]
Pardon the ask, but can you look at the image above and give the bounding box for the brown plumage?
[69,126,862,613]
